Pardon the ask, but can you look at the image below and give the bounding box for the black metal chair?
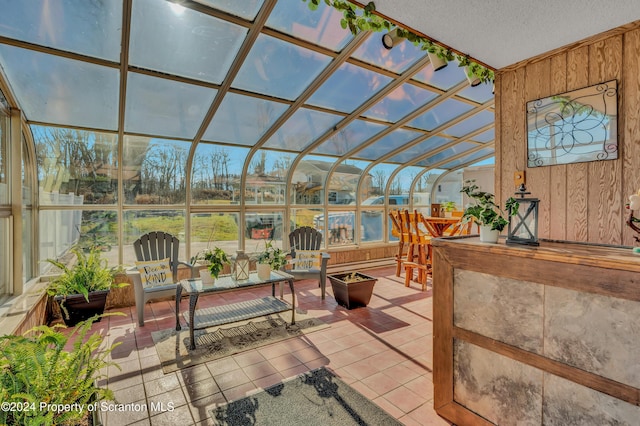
[288,226,330,299]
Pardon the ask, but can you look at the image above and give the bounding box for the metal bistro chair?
[288,226,331,299]
[126,231,195,326]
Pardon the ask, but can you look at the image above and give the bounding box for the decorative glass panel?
[125,72,216,139]
[193,0,263,20]
[351,33,425,74]
[233,34,332,101]
[0,0,122,61]
[407,98,474,131]
[33,126,118,205]
[0,45,119,129]
[190,212,239,257]
[123,210,186,264]
[263,108,342,151]
[192,144,249,204]
[313,120,387,156]
[123,136,190,205]
[353,128,422,160]
[361,83,437,123]
[388,136,450,164]
[527,80,617,167]
[307,63,391,113]
[442,110,494,138]
[266,0,351,51]
[203,93,288,145]
[245,150,294,205]
[130,0,247,84]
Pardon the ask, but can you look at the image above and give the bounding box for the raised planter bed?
[328,272,377,309]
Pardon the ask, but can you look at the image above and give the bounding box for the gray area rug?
[211,367,403,426]
[152,309,329,374]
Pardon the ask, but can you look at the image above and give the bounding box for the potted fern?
[255,240,288,280]
[46,245,125,326]
[191,247,229,284]
[0,320,119,425]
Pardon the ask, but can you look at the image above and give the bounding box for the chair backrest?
[406,209,429,243]
[289,226,323,253]
[389,210,401,238]
[133,231,181,277]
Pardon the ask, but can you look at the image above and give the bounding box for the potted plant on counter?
[460,180,519,243]
[327,271,377,309]
[46,246,125,326]
[255,239,288,280]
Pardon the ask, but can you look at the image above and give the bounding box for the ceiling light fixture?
[381,28,403,50]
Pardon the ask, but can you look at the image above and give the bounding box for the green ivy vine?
[302,0,494,85]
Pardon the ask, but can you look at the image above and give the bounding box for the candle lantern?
[233,250,250,281]
[506,184,540,246]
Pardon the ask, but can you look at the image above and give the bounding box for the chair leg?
[404,264,413,287]
[395,241,404,277]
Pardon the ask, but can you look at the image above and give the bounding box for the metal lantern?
[506,184,540,246]
[233,250,250,281]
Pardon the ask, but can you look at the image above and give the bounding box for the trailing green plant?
[460,180,519,232]
[302,0,495,84]
[255,240,288,270]
[442,201,457,212]
[45,246,125,299]
[192,247,229,278]
[0,319,120,426]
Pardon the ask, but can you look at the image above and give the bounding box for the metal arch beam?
[383,123,495,208]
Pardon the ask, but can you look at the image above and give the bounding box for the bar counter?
[431,236,640,425]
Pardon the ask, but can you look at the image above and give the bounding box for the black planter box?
[328,272,377,309]
[55,290,109,326]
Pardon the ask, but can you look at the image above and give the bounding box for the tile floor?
[79,267,452,425]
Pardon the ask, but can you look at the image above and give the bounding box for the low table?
[176,271,295,350]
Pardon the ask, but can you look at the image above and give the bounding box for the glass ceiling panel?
[351,34,425,74]
[266,0,352,51]
[306,63,391,113]
[412,60,466,90]
[125,72,217,139]
[312,120,387,156]
[353,128,422,160]
[439,147,494,169]
[406,98,474,131]
[194,0,263,20]
[0,0,122,61]
[458,81,494,103]
[442,110,494,138]
[361,83,437,123]
[0,45,119,129]
[473,128,495,143]
[129,0,246,85]
[387,135,451,164]
[263,108,342,151]
[203,93,289,145]
[416,142,477,167]
[233,34,332,101]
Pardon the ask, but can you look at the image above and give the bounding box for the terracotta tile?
[267,352,302,371]
[147,387,187,416]
[382,386,423,414]
[183,377,221,402]
[149,404,193,426]
[144,374,181,397]
[233,349,266,368]
[187,392,227,424]
[361,371,403,396]
[243,360,279,381]
[213,368,251,391]
[222,381,258,403]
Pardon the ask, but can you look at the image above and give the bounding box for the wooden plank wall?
[496,23,640,245]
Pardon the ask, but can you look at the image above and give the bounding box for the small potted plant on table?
[328,272,377,309]
[255,240,288,280]
[46,245,125,326]
[191,247,229,284]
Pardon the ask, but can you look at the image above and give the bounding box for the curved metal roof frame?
[0,0,495,252]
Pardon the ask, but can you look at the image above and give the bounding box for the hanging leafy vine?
[302,0,494,84]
